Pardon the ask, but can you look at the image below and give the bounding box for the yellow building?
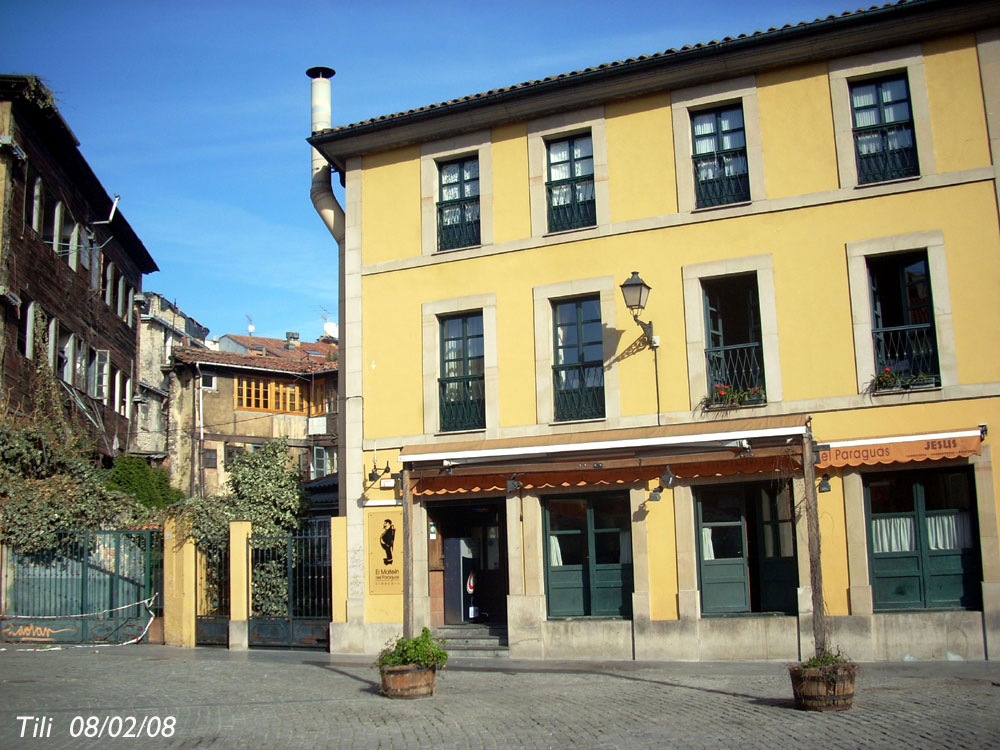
[308,0,1000,661]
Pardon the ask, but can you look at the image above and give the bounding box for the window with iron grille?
[866,251,938,390]
[439,312,485,431]
[553,296,604,421]
[850,75,918,184]
[546,134,595,232]
[691,105,750,208]
[702,274,765,407]
[437,156,480,251]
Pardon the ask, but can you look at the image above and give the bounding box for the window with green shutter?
[865,467,980,610]
[546,134,596,232]
[691,105,750,208]
[439,312,485,431]
[850,75,919,184]
[544,495,632,618]
[552,296,604,421]
[437,156,480,251]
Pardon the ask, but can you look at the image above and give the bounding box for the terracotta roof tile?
[171,346,337,375]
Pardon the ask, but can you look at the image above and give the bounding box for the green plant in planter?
[375,627,448,670]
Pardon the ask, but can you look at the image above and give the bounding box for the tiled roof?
[221,334,338,362]
[319,1,918,136]
[171,346,337,375]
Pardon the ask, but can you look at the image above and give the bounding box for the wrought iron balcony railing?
[854,124,918,184]
[439,375,486,431]
[553,363,605,421]
[871,322,939,390]
[705,342,766,406]
[693,149,750,208]
[547,176,596,232]
[437,198,481,251]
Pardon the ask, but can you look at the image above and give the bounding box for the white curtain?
[871,516,915,553]
[619,531,632,565]
[548,535,563,567]
[701,527,716,561]
[927,513,972,551]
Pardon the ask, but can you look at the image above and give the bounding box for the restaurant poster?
[368,508,403,595]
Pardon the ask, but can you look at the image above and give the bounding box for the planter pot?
[379,664,437,699]
[788,663,857,711]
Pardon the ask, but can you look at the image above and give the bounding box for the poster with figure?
[368,508,403,594]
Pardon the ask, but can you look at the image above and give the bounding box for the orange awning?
[412,456,799,497]
[816,428,983,469]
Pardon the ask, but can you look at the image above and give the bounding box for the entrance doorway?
[695,481,797,616]
[425,500,507,627]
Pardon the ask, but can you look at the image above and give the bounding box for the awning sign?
[817,430,982,468]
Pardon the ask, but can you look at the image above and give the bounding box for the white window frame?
[22,301,36,360]
[312,446,327,479]
[421,293,498,435]
[671,75,764,214]
[420,130,493,256]
[829,44,934,189]
[30,176,44,234]
[527,107,609,238]
[52,201,64,254]
[845,230,956,393]
[532,277,620,426]
[90,349,109,402]
[104,261,115,307]
[117,276,127,319]
[681,255,783,409]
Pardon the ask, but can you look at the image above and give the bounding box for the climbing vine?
[0,361,155,554]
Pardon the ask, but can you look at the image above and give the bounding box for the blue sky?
[4,0,859,341]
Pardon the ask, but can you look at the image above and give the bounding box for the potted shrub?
[375,627,448,698]
[788,649,858,712]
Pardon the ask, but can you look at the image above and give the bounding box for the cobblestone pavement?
[1,644,998,749]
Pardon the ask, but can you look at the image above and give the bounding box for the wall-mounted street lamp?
[620,271,662,425]
[647,467,677,502]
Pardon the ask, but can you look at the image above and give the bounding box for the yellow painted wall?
[818,477,850,617]
[492,123,530,244]
[361,180,1000,438]
[646,491,679,620]
[606,93,676,222]
[924,34,992,174]
[758,63,839,198]
[361,146,421,265]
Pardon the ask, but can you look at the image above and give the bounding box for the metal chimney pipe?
[307,66,345,245]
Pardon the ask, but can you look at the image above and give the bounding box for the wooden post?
[802,421,829,658]
[402,467,414,638]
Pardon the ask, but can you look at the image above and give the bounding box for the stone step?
[447,648,510,659]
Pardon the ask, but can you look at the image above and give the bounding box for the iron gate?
[0,530,163,644]
[248,532,331,648]
[195,538,230,646]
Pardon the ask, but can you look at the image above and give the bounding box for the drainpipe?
[195,363,206,498]
[307,67,345,245]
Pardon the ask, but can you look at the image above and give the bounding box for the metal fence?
[195,538,230,646]
[247,532,331,648]
[0,529,162,644]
